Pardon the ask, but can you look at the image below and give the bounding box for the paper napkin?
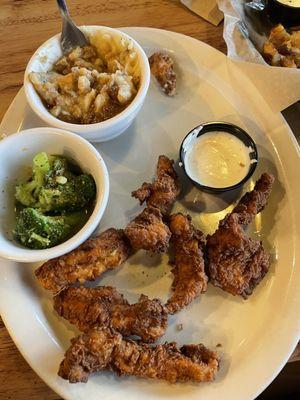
[218,0,300,112]
[181,0,224,26]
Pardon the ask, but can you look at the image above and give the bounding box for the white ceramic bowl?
[24,26,150,143]
[0,127,109,262]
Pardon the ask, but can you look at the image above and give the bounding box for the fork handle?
[56,0,70,17]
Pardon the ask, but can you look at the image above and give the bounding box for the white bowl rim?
[0,127,109,262]
[24,25,150,134]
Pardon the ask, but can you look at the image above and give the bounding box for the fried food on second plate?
[125,206,171,253]
[166,213,208,314]
[132,155,180,215]
[207,173,275,298]
[35,228,132,292]
[54,286,168,343]
[148,52,176,96]
[262,24,300,68]
[58,327,219,383]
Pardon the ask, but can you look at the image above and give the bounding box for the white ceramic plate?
[0,28,299,400]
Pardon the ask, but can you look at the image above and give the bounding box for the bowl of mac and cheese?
[24,26,150,142]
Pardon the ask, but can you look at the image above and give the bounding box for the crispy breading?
[207,173,275,298]
[291,30,300,48]
[54,286,168,342]
[262,42,281,66]
[262,24,300,68]
[232,173,275,225]
[126,156,179,252]
[125,206,171,253]
[58,328,219,383]
[269,24,291,49]
[166,213,208,314]
[132,155,180,215]
[291,31,300,68]
[207,213,270,298]
[149,52,176,96]
[281,56,297,68]
[35,229,132,292]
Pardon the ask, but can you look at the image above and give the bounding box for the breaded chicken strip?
[166,213,208,314]
[262,24,299,68]
[149,52,176,96]
[291,30,300,67]
[132,155,180,216]
[125,206,171,253]
[126,156,179,252]
[262,41,282,66]
[35,229,132,292]
[54,286,168,343]
[58,328,219,383]
[232,172,275,225]
[207,173,275,298]
[269,24,291,52]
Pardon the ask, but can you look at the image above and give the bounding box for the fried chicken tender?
[35,229,132,293]
[132,155,180,215]
[231,172,275,225]
[125,206,171,252]
[262,24,300,68]
[125,156,179,252]
[281,56,297,68]
[269,23,291,50]
[207,173,275,298]
[166,213,208,314]
[262,41,282,66]
[58,328,219,383]
[149,52,176,96]
[54,286,168,342]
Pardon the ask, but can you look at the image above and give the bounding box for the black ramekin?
[268,0,300,27]
[179,122,258,194]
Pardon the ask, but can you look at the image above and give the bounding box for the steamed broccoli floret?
[49,155,69,175]
[14,208,84,249]
[15,180,39,208]
[13,153,96,249]
[46,155,77,183]
[37,174,96,213]
[15,153,96,214]
[15,152,50,207]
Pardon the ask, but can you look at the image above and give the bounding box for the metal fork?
[56,0,89,54]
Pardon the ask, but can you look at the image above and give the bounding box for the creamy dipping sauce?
[276,0,300,8]
[185,131,254,188]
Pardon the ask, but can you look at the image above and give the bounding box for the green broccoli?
[37,174,96,213]
[46,155,77,183]
[15,152,96,213]
[15,152,50,207]
[13,153,96,249]
[14,208,84,249]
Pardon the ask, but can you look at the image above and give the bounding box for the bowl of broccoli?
[0,127,109,262]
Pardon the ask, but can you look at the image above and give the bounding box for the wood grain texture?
[0,318,60,400]
[0,1,298,399]
[0,0,226,121]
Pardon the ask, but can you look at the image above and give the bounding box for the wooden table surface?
[0,1,298,399]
